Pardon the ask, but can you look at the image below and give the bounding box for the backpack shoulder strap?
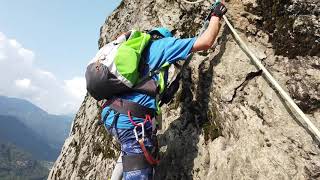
[132,62,171,97]
[158,54,193,106]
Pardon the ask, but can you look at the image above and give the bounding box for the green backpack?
[85,30,157,101]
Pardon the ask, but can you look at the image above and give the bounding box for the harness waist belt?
[122,154,151,172]
[103,98,156,119]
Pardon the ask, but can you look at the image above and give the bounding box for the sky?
[0,0,122,115]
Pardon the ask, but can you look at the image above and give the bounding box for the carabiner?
[133,122,145,141]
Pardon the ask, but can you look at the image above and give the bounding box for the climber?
[101,1,227,179]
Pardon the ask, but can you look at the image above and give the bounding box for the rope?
[223,16,320,143]
[180,0,320,144]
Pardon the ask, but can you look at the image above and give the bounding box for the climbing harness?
[122,154,150,172]
[181,0,320,144]
[132,122,160,165]
[129,113,160,165]
[102,98,160,166]
[103,98,156,119]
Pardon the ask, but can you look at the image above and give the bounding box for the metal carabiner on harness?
[133,122,145,141]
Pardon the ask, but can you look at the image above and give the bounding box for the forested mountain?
[0,142,48,180]
[0,115,57,160]
[0,96,73,179]
[0,96,72,153]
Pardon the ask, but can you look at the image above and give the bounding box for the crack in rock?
[228,70,263,103]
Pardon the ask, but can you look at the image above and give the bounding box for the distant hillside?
[0,115,57,161]
[0,142,48,180]
[0,96,72,150]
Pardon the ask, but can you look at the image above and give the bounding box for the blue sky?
[0,0,121,114]
[0,0,121,79]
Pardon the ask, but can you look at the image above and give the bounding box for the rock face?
[49,0,320,179]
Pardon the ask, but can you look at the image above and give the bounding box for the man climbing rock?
[99,1,227,179]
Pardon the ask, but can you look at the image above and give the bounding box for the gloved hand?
[210,0,227,19]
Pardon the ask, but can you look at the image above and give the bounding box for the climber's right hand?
[210,0,227,19]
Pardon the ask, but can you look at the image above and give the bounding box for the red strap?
[129,112,159,165]
[128,111,153,127]
[128,111,142,127]
[144,114,152,125]
[138,139,159,165]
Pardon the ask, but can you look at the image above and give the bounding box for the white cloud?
[0,52,6,60]
[18,48,34,64]
[37,69,56,80]
[0,32,5,40]
[64,77,86,99]
[9,39,20,48]
[15,78,31,89]
[0,32,86,115]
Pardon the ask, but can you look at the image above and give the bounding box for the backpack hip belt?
[103,98,156,119]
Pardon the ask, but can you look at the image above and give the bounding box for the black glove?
[210,1,227,19]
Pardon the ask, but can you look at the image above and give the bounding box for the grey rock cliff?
[49,0,320,179]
